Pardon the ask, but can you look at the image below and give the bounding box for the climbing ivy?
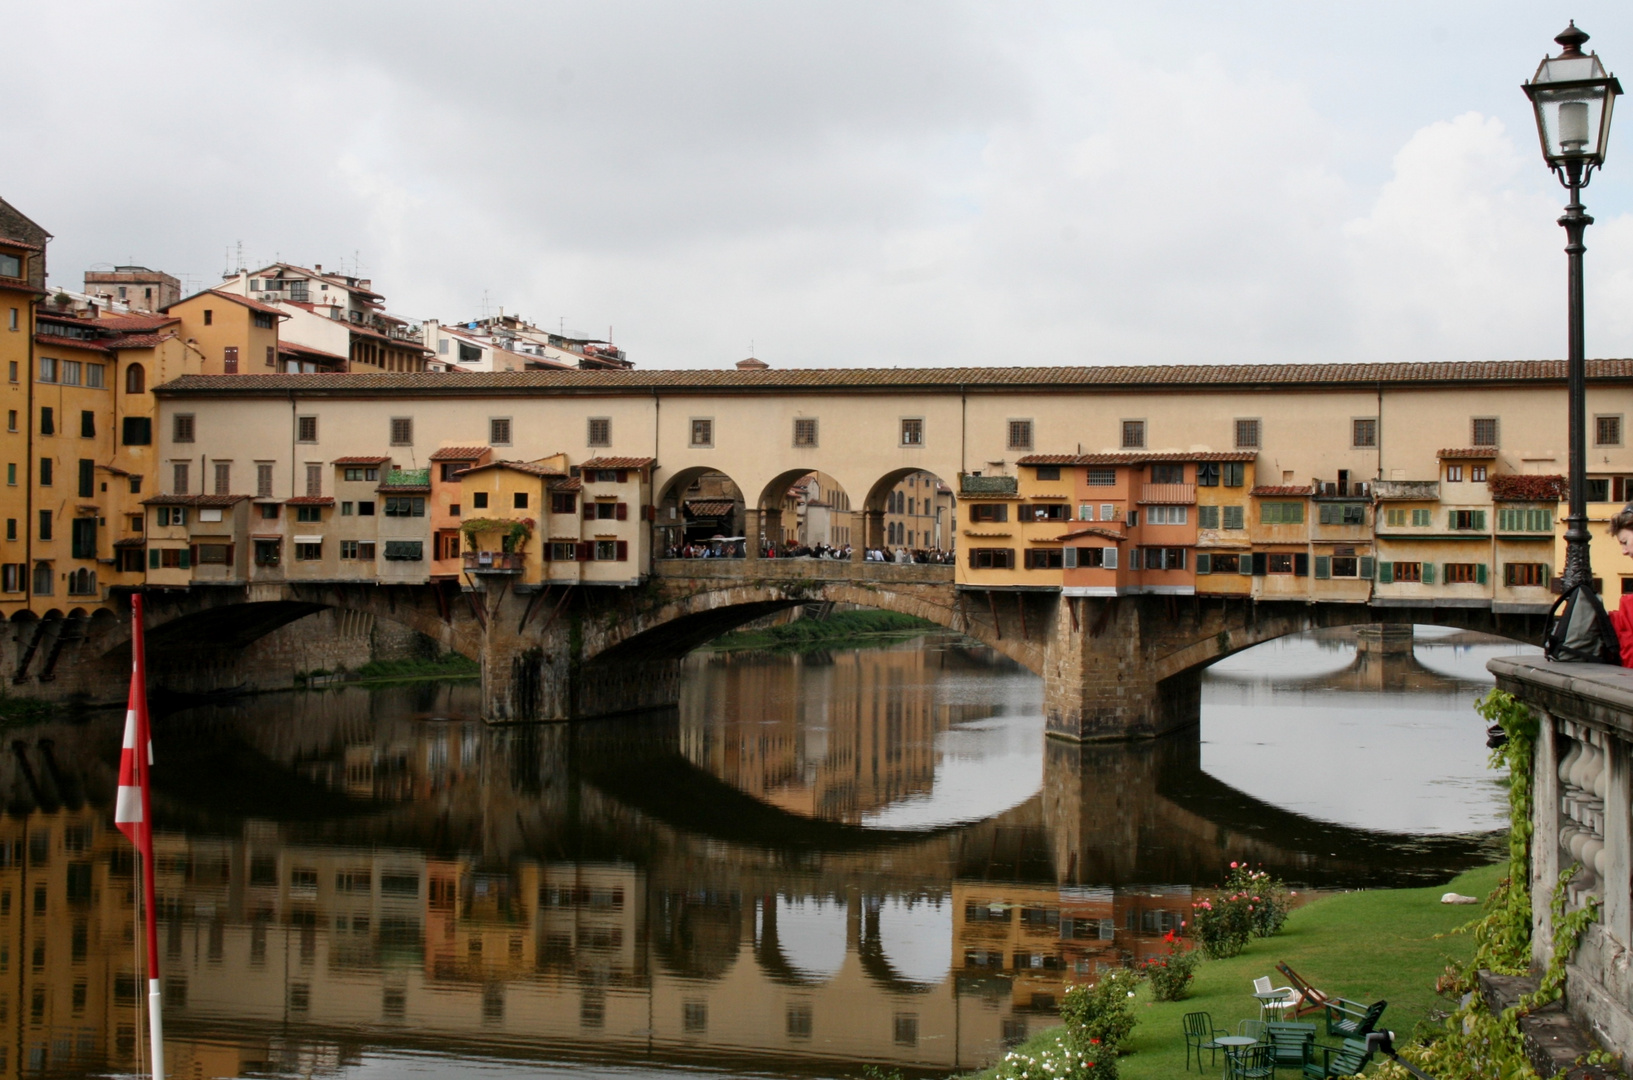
[461,517,534,549]
[1377,690,1614,1080]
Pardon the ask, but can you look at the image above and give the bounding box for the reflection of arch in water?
[651,890,743,982]
[755,896,848,986]
[857,894,945,994]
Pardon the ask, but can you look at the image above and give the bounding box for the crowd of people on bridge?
[664,539,957,564]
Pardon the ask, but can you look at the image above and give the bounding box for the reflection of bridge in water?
[2,635,1500,1077]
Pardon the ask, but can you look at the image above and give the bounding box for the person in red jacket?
[1607,506,1633,667]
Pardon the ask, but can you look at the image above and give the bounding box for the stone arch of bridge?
[654,465,749,549]
[754,469,855,548]
[862,466,958,552]
[583,579,1042,672]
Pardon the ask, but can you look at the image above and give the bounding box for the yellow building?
[1193,456,1255,595]
[0,202,48,616]
[161,288,283,376]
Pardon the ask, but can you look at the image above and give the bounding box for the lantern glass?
[1526,50,1619,167]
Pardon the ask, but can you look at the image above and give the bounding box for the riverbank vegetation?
[707,609,937,652]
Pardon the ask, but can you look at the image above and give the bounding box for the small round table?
[1254,990,1294,1020]
[1215,1035,1257,1077]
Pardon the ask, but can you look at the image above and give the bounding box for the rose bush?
[1060,968,1140,1055]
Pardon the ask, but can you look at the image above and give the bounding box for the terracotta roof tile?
[154,359,1633,398]
[1018,450,1259,466]
[684,500,737,517]
[1437,447,1500,460]
[95,315,178,332]
[141,494,248,507]
[286,496,335,506]
[1052,526,1126,542]
[430,446,490,461]
[455,459,564,478]
[112,537,147,548]
[161,288,287,318]
[331,456,391,465]
[1488,474,1566,501]
[581,456,656,469]
[1251,485,1315,497]
[34,332,113,354]
[279,341,348,362]
[106,334,167,349]
[551,477,583,492]
[0,236,42,251]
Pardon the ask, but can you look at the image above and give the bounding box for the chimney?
[736,356,768,370]
[314,263,322,273]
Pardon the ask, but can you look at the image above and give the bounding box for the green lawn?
[984,862,1503,1079]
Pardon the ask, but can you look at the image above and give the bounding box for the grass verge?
[353,653,480,681]
[976,862,1504,1080]
[708,609,937,653]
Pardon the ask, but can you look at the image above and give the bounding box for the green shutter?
[1359,556,1375,579]
[178,548,191,570]
[1379,561,1394,583]
[1477,563,1487,585]
[1314,555,1331,579]
[1238,557,1252,576]
[1422,562,1435,584]
[1290,503,1304,524]
[1294,553,1309,577]
[148,548,159,570]
[1196,552,1211,574]
[1472,510,1486,531]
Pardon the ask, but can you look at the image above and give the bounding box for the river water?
[15,626,1531,1079]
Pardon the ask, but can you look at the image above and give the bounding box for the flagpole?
[131,595,164,1080]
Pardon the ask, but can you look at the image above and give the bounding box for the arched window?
[125,364,145,394]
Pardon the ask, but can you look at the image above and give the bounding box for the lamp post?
[1523,22,1622,592]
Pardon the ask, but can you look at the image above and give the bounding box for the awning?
[293,535,322,544]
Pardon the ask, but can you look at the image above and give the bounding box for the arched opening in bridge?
[863,468,957,556]
[754,469,854,552]
[655,466,748,554]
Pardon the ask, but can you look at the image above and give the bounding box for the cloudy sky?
[9,2,1633,368]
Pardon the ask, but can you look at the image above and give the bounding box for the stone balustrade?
[1487,656,1633,1062]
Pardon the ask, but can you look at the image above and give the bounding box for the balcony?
[1373,480,1439,501]
[464,551,524,574]
[1138,483,1195,505]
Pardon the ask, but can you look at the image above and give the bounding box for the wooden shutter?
[179,548,191,569]
[1103,547,1118,570]
[1476,563,1488,585]
[1294,553,1309,577]
[1422,563,1436,584]
[541,542,552,562]
[578,541,593,562]
[1314,555,1330,579]
[616,470,628,483]
[1063,547,1078,569]
[583,501,594,520]
[615,502,628,521]
[1195,552,1211,575]
[1237,555,1251,576]
[616,540,628,561]
[149,548,159,569]
[1378,561,1393,583]
[1472,510,1487,531]
[1359,556,1375,579]
[1251,552,1267,576]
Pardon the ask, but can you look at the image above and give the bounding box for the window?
[513,491,529,509]
[1471,417,1498,447]
[1317,503,1366,525]
[38,510,51,541]
[340,501,353,516]
[266,345,275,368]
[130,476,141,494]
[1444,563,1485,584]
[484,417,513,446]
[61,360,81,385]
[33,561,52,594]
[1497,507,1553,532]
[594,540,621,561]
[295,506,322,523]
[85,364,104,388]
[1207,553,1240,574]
[550,542,579,561]
[78,458,94,498]
[1266,553,1294,573]
[4,519,12,540]
[1587,477,1611,502]
[5,410,12,432]
[1196,462,1219,487]
[1150,463,1184,484]
[1006,420,1033,451]
[1596,415,1622,446]
[687,418,714,448]
[1472,465,1487,482]
[1086,467,1115,486]
[80,411,94,438]
[587,417,611,446]
[173,414,195,443]
[1100,504,1116,520]
[1449,509,1487,531]
[38,405,57,437]
[304,464,321,497]
[384,497,426,517]
[1259,501,1304,524]
[38,356,55,382]
[343,467,380,482]
[295,542,322,561]
[252,311,274,329]
[357,500,376,516]
[438,462,469,481]
[195,543,231,565]
[255,463,274,497]
[128,515,142,532]
[968,548,1015,569]
[1025,548,1064,569]
[0,254,17,278]
[122,417,152,445]
[1389,561,1424,583]
[1352,417,1378,448]
[1120,420,1145,449]
[389,417,413,445]
[260,503,278,520]
[1142,546,1187,570]
[1234,418,1260,449]
[1027,503,1069,521]
[1197,505,1219,529]
[171,461,189,494]
[223,346,238,374]
[125,365,144,394]
[38,458,51,486]
[1445,464,1463,482]
[4,464,10,486]
[473,492,489,509]
[551,493,576,514]
[1,564,18,591]
[213,462,230,495]
[384,541,423,561]
[794,418,818,447]
[71,517,96,559]
[202,309,213,326]
[901,418,924,446]
[1147,505,1187,525]
[297,416,318,442]
[592,501,621,520]
[1222,462,1245,487]
[1330,556,1360,578]
[970,503,1009,523]
[1505,563,1550,586]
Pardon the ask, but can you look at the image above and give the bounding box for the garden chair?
[1253,974,1301,1020]
[1275,962,1336,1018]
[1225,1042,1275,1080]
[1237,1018,1268,1042]
[1300,1037,1375,1079]
[1181,1011,1227,1073]
[1265,1021,1316,1073]
[1322,998,1387,1040]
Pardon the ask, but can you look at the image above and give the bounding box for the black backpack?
[1544,581,1621,664]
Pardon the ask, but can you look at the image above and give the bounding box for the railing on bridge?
[464,551,525,574]
[652,558,954,585]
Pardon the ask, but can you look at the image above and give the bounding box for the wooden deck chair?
[1275,962,1335,1018]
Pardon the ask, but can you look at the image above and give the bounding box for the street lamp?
[1523,22,1622,591]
